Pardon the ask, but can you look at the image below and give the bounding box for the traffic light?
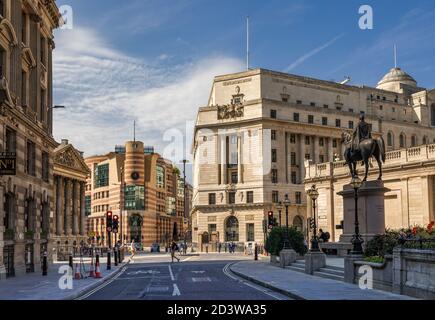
[267,211,274,229]
[106,211,113,232]
[112,215,119,233]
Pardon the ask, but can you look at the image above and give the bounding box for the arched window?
[225,216,239,242]
[293,216,304,233]
[411,135,417,147]
[387,132,394,147]
[399,133,406,148]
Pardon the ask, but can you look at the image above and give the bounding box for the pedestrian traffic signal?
[106,211,113,232]
[112,215,119,233]
[267,211,274,229]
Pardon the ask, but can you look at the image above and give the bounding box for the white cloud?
[53,27,243,166]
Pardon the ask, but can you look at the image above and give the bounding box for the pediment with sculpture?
[54,144,90,176]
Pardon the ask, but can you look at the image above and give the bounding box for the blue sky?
[53,0,435,179]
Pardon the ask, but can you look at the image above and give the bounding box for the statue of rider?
[351,113,372,156]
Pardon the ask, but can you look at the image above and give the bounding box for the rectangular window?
[5,127,16,153]
[305,154,311,160]
[40,37,46,64]
[272,191,279,203]
[349,108,354,113]
[336,119,341,128]
[208,224,217,234]
[271,169,278,183]
[231,172,238,184]
[296,100,302,105]
[271,130,277,140]
[333,139,338,148]
[291,171,297,184]
[246,191,254,203]
[308,115,314,124]
[290,134,296,144]
[246,223,255,242]
[156,165,165,188]
[305,136,311,145]
[124,185,145,210]
[85,195,91,216]
[26,140,36,176]
[94,164,109,188]
[271,149,277,163]
[42,151,49,182]
[349,121,354,129]
[228,192,236,204]
[319,155,325,163]
[40,89,46,123]
[293,113,300,122]
[319,138,324,146]
[270,109,277,119]
[21,70,27,106]
[295,192,302,204]
[310,102,316,107]
[291,152,296,166]
[323,104,329,109]
[322,117,328,126]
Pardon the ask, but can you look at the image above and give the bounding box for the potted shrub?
[265,226,307,263]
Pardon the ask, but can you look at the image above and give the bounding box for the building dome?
[376,67,417,92]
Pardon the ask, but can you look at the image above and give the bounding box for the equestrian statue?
[341,113,386,181]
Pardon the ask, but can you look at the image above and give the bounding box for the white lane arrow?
[172,284,181,296]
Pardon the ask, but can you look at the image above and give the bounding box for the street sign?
[0,152,16,175]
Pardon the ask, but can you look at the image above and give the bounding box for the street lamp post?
[307,185,320,252]
[350,177,364,255]
[276,202,283,227]
[282,195,291,249]
[181,159,189,253]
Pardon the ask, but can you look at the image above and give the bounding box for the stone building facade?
[305,143,435,242]
[192,67,435,251]
[52,139,90,260]
[85,141,187,248]
[0,0,61,279]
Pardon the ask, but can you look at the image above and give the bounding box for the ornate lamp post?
[307,185,320,252]
[350,177,364,255]
[276,202,283,227]
[282,195,291,249]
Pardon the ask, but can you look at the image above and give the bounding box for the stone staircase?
[286,260,345,282]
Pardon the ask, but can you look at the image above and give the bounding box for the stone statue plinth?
[337,180,390,246]
[279,249,297,268]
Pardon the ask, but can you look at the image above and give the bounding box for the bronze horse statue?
[341,131,386,181]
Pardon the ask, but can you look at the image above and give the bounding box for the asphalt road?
[78,253,289,300]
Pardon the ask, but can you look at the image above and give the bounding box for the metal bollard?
[254,244,258,261]
[69,253,73,270]
[42,251,48,276]
[114,249,118,266]
[107,250,111,270]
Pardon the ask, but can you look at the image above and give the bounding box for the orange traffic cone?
[74,263,82,280]
[94,260,102,278]
[89,258,95,278]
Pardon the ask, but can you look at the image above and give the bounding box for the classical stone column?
[64,179,72,236]
[56,176,64,236]
[80,182,86,236]
[237,135,243,184]
[72,180,80,235]
[220,135,227,185]
[314,136,320,164]
[298,134,305,183]
[327,138,334,162]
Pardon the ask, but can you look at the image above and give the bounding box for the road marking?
[191,271,205,274]
[192,277,212,282]
[172,283,181,296]
[222,263,285,301]
[127,270,160,275]
[75,266,127,300]
[168,264,175,281]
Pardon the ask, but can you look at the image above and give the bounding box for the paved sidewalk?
[230,261,415,300]
[0,257,130,300]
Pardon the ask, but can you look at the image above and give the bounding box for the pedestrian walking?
[130,239,136,260]
[171,241,180,263]
[218,243,222,253]
[224,243,227,253]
